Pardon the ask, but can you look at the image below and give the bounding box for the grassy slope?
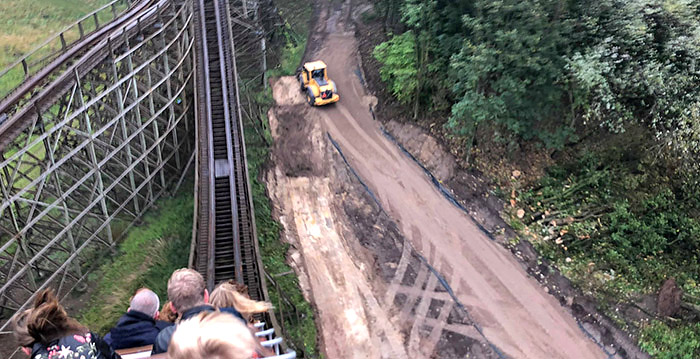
[0,0,192,335]
[0,0,114,67]
[0,0,120,97]
[268,0,312,78]
[79,192,193,334]
[2,0,320,354]
[245,109,319,357]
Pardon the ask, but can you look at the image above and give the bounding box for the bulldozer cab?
[311,69,327,85]
[298,60,339,106]
[302,61,328,85]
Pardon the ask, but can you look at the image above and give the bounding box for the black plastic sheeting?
[328,127,619,359]
[327,132,508,359]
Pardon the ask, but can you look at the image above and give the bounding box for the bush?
[640,321,700,359]
[373,31,418,106]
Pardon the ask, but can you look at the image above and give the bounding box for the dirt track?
[267,1,609,358]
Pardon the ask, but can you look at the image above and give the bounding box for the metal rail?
[190,2,293,356]
[191,0,264,301]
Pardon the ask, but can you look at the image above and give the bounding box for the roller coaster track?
[191,0,264,299]
[0,1,295,355]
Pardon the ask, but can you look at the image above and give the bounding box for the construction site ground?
[264,1,615,358]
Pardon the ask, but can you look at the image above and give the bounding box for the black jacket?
[31,332,120,359]
[152,304,216,354]
[219,306,246,323]
[104,310,174,350]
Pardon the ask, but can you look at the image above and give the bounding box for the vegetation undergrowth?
[639,320,700,359]
[242,0,319,356]
[244,105,319,357]
[512,150,700,300]
[506,148,700,357]
[79,191,193,334]
[268,0,312,77]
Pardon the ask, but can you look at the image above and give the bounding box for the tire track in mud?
[267,79,499,358]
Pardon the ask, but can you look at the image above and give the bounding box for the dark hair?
[13,289,86,347]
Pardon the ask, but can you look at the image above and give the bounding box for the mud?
[263,0,644,358]
[271,103,325,177]
[267,81,498,358]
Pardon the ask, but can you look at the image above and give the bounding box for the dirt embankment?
[267,77,497,358]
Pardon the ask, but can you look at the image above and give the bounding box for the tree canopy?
[373,0,700,167]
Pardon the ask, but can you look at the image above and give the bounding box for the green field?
[0,0,116,68]
[0,0,122,97]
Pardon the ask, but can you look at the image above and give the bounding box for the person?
[13,289,120,359]
[104,288,173,349]
[158,301,178,323]
[209,282,272,322]
[152,269,214,354]
[167,311,259,359]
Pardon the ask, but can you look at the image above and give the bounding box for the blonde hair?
[210,282,272,321]
[168,311,257,359]
[167,269,206,312]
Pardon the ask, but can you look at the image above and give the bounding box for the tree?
[373,31,418,109]
[448,0,575,149]
[566,0,700,183]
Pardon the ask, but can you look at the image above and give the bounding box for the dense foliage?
[373,0,700,160]
[370,0,700,356]
[640,321,700,359]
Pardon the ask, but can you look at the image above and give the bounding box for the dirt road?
[268,1,609,358]
[268,92,499,358]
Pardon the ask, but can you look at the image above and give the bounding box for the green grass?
[78,191,193,334]
[270,41,307,77]
[639,321,700,359]
[246,1,319,356]
[0,0,126,97]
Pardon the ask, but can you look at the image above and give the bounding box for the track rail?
[192,0,264,302]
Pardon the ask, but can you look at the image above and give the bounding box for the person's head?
[167,268,208,314]
[210,282,271,321]
[13,289,86,348]
[159,301,178,323]
[167,311,258,359]
[129,288,160,318]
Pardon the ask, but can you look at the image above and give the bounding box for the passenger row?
[12,268,295,359]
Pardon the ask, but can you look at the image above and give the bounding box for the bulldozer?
[297,61,339,106]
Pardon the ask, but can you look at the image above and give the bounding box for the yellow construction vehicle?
[297,60,339,106]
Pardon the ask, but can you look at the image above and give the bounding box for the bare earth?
[266,1,608,358]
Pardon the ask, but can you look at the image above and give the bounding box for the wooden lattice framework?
[0,0,195,331]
